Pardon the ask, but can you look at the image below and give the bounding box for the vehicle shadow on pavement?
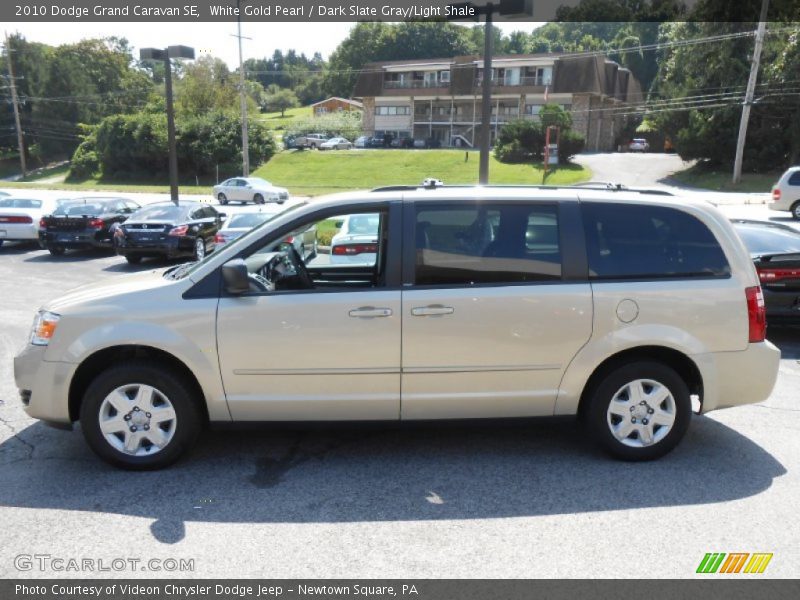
[768,326,800,360]
[23,249,114,263]
[0,415,785,545]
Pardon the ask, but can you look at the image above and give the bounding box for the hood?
[44,268,180,314]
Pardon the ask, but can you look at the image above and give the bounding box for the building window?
[440,70,450,83]
[524,104,542,116]
[375,106,411,116]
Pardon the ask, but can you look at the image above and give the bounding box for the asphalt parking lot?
[0,198,798,579]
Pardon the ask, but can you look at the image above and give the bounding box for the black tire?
[585,361,691,461]
[310,143,317,150]
[125,254,142,264]
[194,237,206,261]
[254,193,265,204]
[79,360,202,470]
[48,245,65,256]
[217,193,228,205]
[791,202,800,221]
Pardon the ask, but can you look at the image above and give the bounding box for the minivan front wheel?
[80,361,201,469]
[586,361,691,461]
[791,201,800,220]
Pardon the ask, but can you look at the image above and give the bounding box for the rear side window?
[414,203,561,285]
[582,203,730,280]
[788,171,800,186]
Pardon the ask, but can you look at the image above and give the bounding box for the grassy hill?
[255,105,313,130]
[254,149,591,196]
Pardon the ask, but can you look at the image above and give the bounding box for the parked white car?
[628,138,650,152]
[320,137,353,151]
[213,177,289,206]
[354,136,369,149]
[769,166,800,219]
[0,197,62,247]
[329,213,380,264]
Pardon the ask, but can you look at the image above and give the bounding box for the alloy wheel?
[606,378,676,448]
[97,384,177,457]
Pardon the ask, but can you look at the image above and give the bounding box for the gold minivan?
[14,186,781,469]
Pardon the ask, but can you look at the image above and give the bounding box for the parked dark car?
[732,219,800,323]
[114,202,222,264]
[366,136,385,148]
[39,197,140,256]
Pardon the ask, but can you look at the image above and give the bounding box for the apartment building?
[353,53,643,151]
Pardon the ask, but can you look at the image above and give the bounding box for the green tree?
[263,87,300,117]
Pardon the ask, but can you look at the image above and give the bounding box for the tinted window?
[788,171,800,186]
[415,204,561,286]
[582,203,730,279]
[54,202,104,216]
[131,205,187,222]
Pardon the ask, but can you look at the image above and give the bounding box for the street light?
[140,45,195,205]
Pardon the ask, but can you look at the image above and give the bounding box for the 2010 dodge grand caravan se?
[14,186,780,469]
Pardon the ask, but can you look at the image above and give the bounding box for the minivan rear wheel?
[80,361,201,470]
[791,201,800,220]
[586,361,691,461]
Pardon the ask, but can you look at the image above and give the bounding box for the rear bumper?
[0,223,38,241]
[694,341,781,413]
[39,231,111,249]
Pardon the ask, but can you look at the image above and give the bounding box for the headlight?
[30,311,60,346]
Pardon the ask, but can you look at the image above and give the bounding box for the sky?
[6,21,542,66]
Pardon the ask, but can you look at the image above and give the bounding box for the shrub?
[557,130,585,162]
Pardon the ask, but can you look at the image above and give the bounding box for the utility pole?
[478,5,493,185]
[234,0,250,176]
[4,32,26,178]
[732,0,769,184]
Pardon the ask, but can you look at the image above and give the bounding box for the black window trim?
[402,198,586,289]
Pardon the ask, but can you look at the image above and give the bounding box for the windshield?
[54,201,105,216]
[735,224,800,256]
[227,212,276,229]
[0,198,43,209]
[248,178,271,187]
[131,205,187,222]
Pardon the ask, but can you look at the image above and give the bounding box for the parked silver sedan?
[216,208,317,260]
[320,137,353,151]
[212,177,290,206]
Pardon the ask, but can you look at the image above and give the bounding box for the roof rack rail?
[369,182,674,196]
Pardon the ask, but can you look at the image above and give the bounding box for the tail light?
[214,233,226,244]
[771,189,781,202]
[758,267,800,283]
[332,243,378,256]
[87,218,104,229]
[169,225,188,237]
[0,215,33,224]
[39,218,47,229]
[745,286,766,343]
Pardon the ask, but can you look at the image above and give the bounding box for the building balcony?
[383,80,450,90]
[474,76,551,88]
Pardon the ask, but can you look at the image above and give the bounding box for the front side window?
[582,203,731,280]
[237,209,388,293]
[414,204,562,286]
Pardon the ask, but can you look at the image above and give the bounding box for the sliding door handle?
[411,305,455,317]
[349,307,393,318]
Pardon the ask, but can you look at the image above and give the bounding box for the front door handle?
[411,305,455,317]
[349,306,393,318]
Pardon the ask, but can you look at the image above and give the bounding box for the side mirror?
[222,259,250,294]
[217,212,227,221]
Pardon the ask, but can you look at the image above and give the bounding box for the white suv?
[14,186,780,469]
[769,166,800,219]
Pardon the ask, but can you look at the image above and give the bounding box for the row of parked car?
[0,187,372,267]
[284,133,443,151]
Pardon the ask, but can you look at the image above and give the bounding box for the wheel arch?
[575,346,704,420]
[68,345,209,424]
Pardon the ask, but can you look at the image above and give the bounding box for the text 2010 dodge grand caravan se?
[15,186,780,469]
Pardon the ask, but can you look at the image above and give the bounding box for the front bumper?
[14,344,75,425]
[694,341,781,412]
[116,237,190,258]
